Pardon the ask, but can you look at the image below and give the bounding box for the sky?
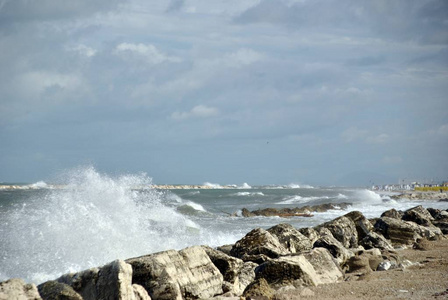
[0,0,447,186]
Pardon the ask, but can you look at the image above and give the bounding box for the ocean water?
[1,167,447,284]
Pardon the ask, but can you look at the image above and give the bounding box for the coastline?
[1,204,447,300]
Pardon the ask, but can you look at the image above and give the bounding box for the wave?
[203,182,223,189]
[287,183,314,189]
[277,195,328,204]
[0,166,208,284]
[231,192,265,197]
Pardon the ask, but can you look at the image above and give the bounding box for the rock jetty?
[239,202,352,217]
[1,205,447,300]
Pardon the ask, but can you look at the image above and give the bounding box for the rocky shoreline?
[390,191,448,201]
[1,205,448,300]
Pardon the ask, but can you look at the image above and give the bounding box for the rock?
[56,259,148,300]
[298,227,319,244]
[380,208,403,219]
[359,232,394,251]
[315,216,358,248]
[427,208,448,220]
[234,262,258,296]
[344,211,373,240]
[126,246,223,300]
[402,205,434,226]
[0,278,41,300]
[230,228,289,262]
[37,281,82,300]
[241,208,256,217]
[133,284,152,300]
[216,244,233,256]
[312,229,354,265]
[267,223,313,254]
[302,248,344,284]
[413,238,433,250]
[374,217,423,246]
[240,203,352,218]
[202,246,244,283]
[344,255,372,274]
[202,246,256,296]
[377,261,392,271]
[432,220,448,234]
[242,278,274,300]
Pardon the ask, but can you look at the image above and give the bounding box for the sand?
[307,238,448,299]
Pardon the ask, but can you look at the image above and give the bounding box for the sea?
[1,167,447,284]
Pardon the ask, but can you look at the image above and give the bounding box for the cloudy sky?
[1,0,447,186]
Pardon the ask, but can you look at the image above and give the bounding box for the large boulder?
[55,260,149,300]
[302,248,344,285]
[344,211,373,240]
[267,223,313,254]
[126,246,223,300]
[230,228,289,263]
[313,228,354,265]
[254,249,342,289]
[242,278,274,300]
[202,246,256,296]
[380,209,403,219]
[374,217,443,246]
[298,227,320,244]
[315,216,358,248]
[37,281,82,300]
[0,278,41,300]
[254,255,317,288]
[402,205,434,226]
[359,232,394,251]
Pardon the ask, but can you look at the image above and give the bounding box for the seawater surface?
[1,167,447,284]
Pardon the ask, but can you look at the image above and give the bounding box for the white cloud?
[114,43,181,64]
[17,71,82,96]
[227,48,264,66]
[341,127,368,142]
[366,133,390,144]
[69,44,97,57]
[171,105,219,120]
[437,124,448,136]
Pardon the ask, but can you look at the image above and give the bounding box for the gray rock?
[374,217,423,246]
[56,259,148,300]
[359,232,394,251]
[37,281,82,300]
[302,248,344,284]
[377,261,392,271]
[242,278,274,300]
[267,223,313,254]
[316,216,358,248]
[0,278,41,300]
[402,205,434,226]
[230,228,289,262]
[202,246,256,296]
[126,246,223,300]
[380,208,403,219]
[298,227,319,244]
[312,229,354,265]
[344,211,373,241]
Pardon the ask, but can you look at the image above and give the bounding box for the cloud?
[166,0,185,12]
[366,133,390,144]
[382,156,403,164]
[227,48,264,66]
[171,105,219,121]
[341,127,368,142]
[114,43,181,65]
[68,44,97,57]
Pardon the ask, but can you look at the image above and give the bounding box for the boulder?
[0,278,41,300]
[126,246,223,300]
[302,248,343,284]
[230,228,289,262]
[315,216,358,248]
[427,208,448,220]
[242,278,274,300]
[298,227,320,244]
[313,229,354,265]
[344,211,373,240]
[56,260,148,300]
[402,205,434,226]
[359,232,394,251]
[380,209,403,219]
[267,223,313,254]
[374,217,423,246]
[432,221,448,234]
[254,256,317,288]
[37,281,82,300]
[344,255,372,275]
[202,246,256,296]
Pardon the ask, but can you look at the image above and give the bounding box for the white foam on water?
[231,192,265,197]
[287,183,314,189]
[184,200,206,212]
[0,167,224,284]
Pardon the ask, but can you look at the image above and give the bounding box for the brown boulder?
[267,223,313,254]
